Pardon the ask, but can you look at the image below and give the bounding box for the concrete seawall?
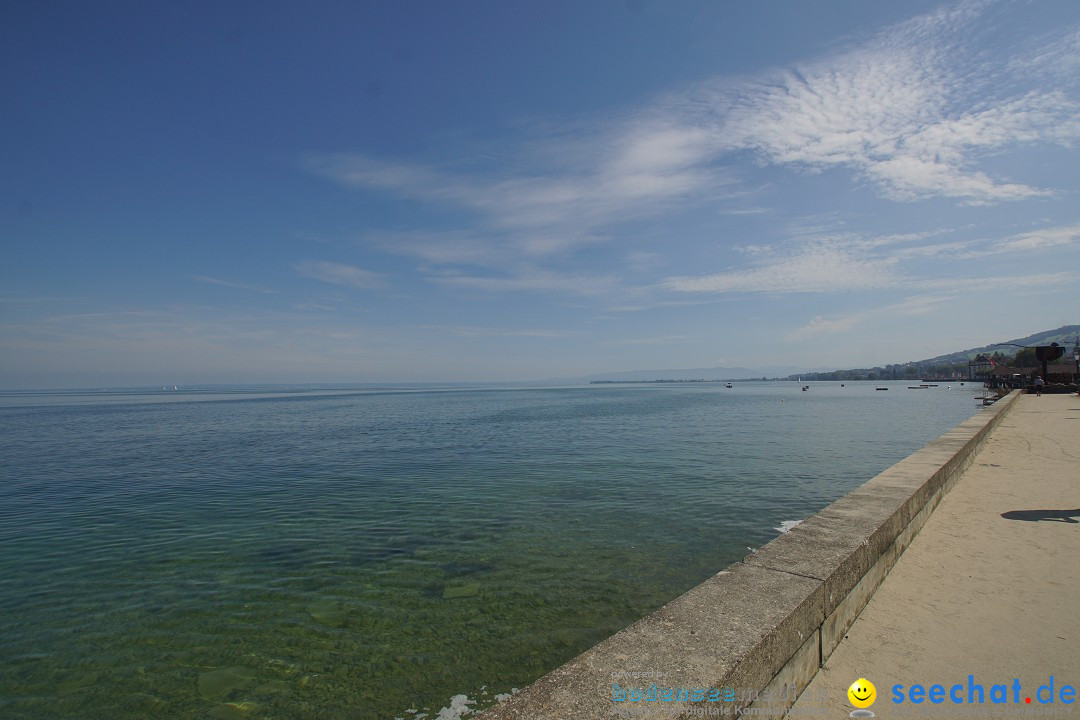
[478,390,1021,720]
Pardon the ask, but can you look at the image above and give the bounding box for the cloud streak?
[665,220,1080,296]
[303,0,1080,306]
[295,261,386,290]
[430,268,619,297]
[412,324,579,339]
[699,2,1079,203]
[310,0,1079,224]
[306,125,733,260]
[664,245,900,294]
[191,276,276,294]
[992,223,1080,253]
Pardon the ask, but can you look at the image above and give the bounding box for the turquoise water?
[0,381,981,719]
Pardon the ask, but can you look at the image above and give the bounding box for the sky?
[2,0,1079,388]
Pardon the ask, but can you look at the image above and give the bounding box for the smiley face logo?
[847,678,877,709]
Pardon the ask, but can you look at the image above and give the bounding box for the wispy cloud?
[0,304,460,384]
[887,294,955,317]
[624,251,666,273]
[1006,25,1080,83]
[665,221,1080,296]
[371,230,510,268]
[605,334,692,346]
[992,223,1080,253]
[0,294,90,305]
[663,244,900,294]
[913,271,1077,291]
[789,314,867,341]
[412,324,579,339]
[304,0,1080,301]
[295,261,386,290]
[788,294,954,342]
[700,2,1080,204]
[293,301,338,312]
[306,127,734,259]
[430,268,619,296]
[191,275,276,294]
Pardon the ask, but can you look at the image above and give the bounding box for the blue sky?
[3,0,1079,388]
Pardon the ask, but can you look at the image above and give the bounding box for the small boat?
[725,383,733,388]
[875,387,888,391]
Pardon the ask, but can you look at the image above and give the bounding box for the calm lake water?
[0,381,983,719]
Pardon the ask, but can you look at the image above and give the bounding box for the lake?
[0,381,983,719]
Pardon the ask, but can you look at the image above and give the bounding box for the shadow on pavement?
[1001,509,1080,523]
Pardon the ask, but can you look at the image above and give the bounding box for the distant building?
[968,354,992,380]
[986,362,1075,389]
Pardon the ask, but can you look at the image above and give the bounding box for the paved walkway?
[790,393,1080,720]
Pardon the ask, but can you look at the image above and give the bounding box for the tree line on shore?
[785,346,1068,383]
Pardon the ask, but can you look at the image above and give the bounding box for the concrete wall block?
[742,630,820,718]
[820,544,894,661]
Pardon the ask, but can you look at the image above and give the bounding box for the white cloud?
[293,301,338,312]
[370,231,507,267]
[606,334,692,346]
[305,125,730,256]
[303,0,1080,301]
[624,251,666,272]
[992,223,1080,253]
[913,271,1076,291]
[413,324,579,339]
[431,269,618,297]
[886,295,954,317]
[663,244,899,294]
[1006,26,1080,84]
[787,294,956,343]
[191,275,276,294]
[295,261,386,289]
[699,5,1080,204]
[789,314,867,341]
[665,218,1080,297]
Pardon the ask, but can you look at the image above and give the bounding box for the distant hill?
[564,365,808,383]
[783,325,1079,382]
[568,325,1079,385]
[914,325,1080,365]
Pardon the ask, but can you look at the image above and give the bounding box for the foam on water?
[434,694,475,719]
[776,519,804,533]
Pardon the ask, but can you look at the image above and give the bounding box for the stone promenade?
[789,394,1080,720]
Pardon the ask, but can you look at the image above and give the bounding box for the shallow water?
[0,381,982,719]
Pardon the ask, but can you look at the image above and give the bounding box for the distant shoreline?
[590,379,733,384]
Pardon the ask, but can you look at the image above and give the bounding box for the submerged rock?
[441,583,480,600]
[306,600,349,627]
[209,701,258,719]
[197,666,258,700]
[58,671,99,695]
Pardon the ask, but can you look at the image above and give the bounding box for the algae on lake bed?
[0,384,982,718]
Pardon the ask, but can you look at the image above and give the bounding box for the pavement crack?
[750,562,824,582]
